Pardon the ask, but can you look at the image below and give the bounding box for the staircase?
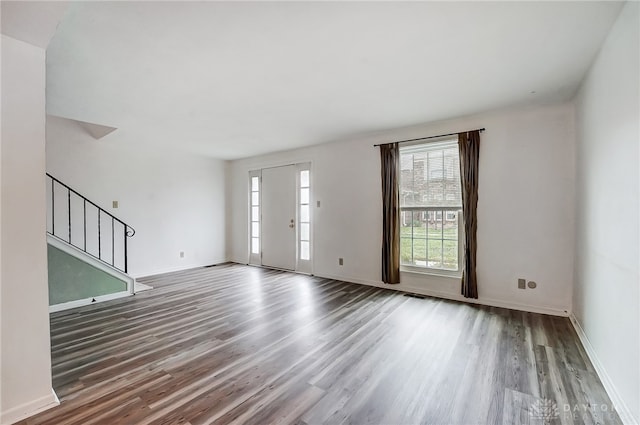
[46,173,137,311]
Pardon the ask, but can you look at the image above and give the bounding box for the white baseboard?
[49,291,132,313]
[134,281,153,292]
[1,388,59,425]
[314,272,569,317]
[132,260,228,279]
[569,313,637,425]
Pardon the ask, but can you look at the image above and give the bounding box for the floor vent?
[404,293,426,299]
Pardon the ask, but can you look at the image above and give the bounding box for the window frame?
[248,170,261,265]
[296,163,312,274]
[399,137,464,277]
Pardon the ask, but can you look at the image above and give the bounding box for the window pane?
[300,205,309,222]
[412,238,427,266]
[252,206,259,221]
[443,240,458,270]
[251,192,259,206]
[401,154,414,171]
[300,241,310,260]
[401,210,412,231]
[300,188,309,204]
[252,222,259,236]
[251,176,259,191]
[300,170,309,187]
[251,237,259,254]
[300,223,309,241]
[401,237,412,264]
[412,211,425,239]
[427,239,442,268]
[443,218,457,241]
[400,141,461,208]
[427,213,443,239]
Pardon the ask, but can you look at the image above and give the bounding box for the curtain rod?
[373,128,485,147]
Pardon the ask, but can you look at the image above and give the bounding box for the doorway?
[249,163,312,273]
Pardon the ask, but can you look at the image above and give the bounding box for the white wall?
[46,116,227,278]
[0,35,57,424]
[229,102,576,315]
[573,2,639,423]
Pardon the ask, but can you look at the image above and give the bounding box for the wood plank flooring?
[19,264,621,425]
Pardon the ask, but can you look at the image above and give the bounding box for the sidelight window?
[249,170,261,264]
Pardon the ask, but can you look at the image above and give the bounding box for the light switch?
[317,201,321,207]
[112,200,119,208]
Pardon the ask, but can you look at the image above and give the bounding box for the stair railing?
[46,173,135,274]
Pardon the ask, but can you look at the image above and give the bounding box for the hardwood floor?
[19,264,620,425]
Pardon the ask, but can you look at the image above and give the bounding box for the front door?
[261,165,296,270]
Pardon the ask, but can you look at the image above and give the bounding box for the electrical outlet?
[527,281,537,289]
[339,258,343,266]
[518,278,526,289]
[180,251,185,258]
[112,200,119,208]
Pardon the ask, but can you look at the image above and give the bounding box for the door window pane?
[300,205,309,222]
[300,188,309,204]
[300,241,310,260]
[300,170,309,187]
[300,223,309,241]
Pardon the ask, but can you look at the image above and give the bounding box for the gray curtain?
[458,130,480,298]
[380,143,400,284]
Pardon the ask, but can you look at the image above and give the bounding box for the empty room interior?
[1,1,639,424]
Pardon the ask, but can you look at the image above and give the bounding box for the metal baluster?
[98,210,101,260]
[124,227,128,274]
[46,173,135,274]
[51,178,55,235]
[112,217,115,267]
[83,200,87,251]
[68,189,71,243]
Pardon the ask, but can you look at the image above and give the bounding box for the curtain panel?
[458,130,481,298]
[380,143,401,284]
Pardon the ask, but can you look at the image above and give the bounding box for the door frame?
[247,162,313,275]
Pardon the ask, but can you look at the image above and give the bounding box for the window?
[299,167,311,262]
[400,138,462,273]
[249,171,261,262]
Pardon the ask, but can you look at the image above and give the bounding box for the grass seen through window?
[400,218,458,270]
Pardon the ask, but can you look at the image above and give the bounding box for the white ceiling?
[45,1,623,160]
